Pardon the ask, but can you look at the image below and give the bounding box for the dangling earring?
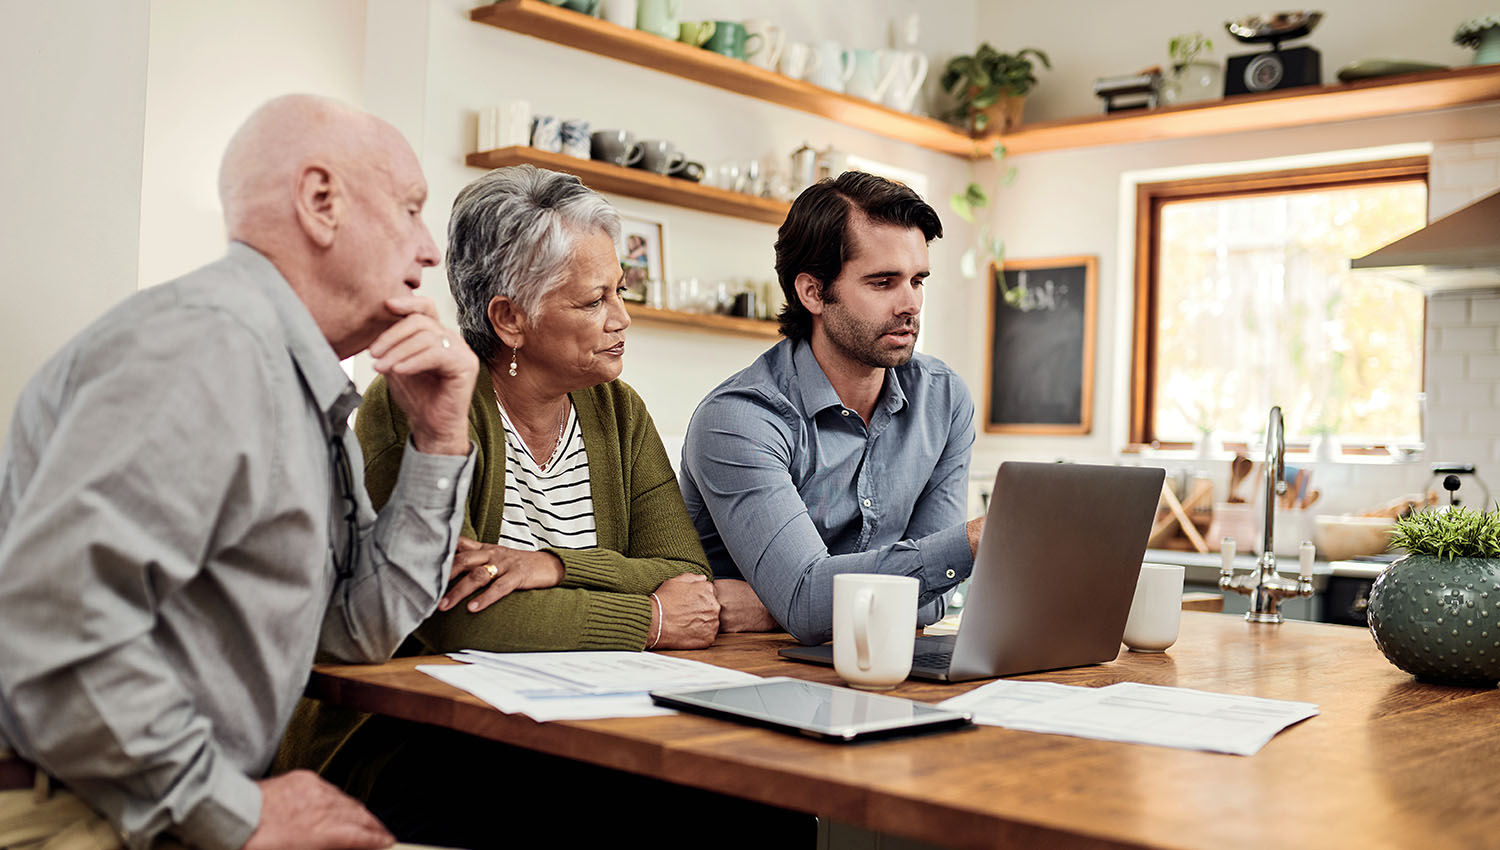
[508,347,519,378]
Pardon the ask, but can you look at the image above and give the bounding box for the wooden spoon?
[1227,453,1252,503]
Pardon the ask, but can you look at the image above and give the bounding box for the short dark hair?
[773,171,943,341]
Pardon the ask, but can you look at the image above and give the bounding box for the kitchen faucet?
[1219,406,1315,623]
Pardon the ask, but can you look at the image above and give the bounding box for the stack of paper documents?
[418,650,761,722]
[938,680,1317,756]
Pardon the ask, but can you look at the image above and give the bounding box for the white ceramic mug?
[598,0,636,28]
[833,574,917,690]
[809,40,855,92]
[742,18,784,70]
[1123,563,1186,653]
[779,41,818,80]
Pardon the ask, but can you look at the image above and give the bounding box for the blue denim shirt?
[679,338,975,644]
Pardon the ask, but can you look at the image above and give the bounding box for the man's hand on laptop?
[714,579,781,633]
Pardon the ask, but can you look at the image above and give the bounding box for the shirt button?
[436,476,451,490]
[946,569,956,579]
[841,409,850,417]
[862,498,872,507]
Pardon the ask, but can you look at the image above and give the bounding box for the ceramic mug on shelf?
[809,40,856,92]
[635,0,680,39]
[742,18,785,69]
[847,48,901,102]
[638,139,685,175]
[530,114,563,152]
[703,21,763,61]
[590,129,643,167]
[1122,563,1185,653]
[833,574,917,690]
[667,159,705,181]
[677,20,716,47]
[598,0,636,28]
[779,41,819,80]
[560,119,592,159]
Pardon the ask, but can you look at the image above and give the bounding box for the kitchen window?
[1130,158,1429,452]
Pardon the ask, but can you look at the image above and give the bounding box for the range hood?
[1350,190,1500,292]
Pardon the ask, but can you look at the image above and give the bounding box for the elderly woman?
[279,167,765,847]
[359,164,717,652]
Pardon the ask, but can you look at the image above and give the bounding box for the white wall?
[138,0,368,290]
[977,0,1500,123]
[0,0,150,445]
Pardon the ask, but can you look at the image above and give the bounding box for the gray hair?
[447,164,621,363]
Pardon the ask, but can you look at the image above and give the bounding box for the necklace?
[493,387,568,470]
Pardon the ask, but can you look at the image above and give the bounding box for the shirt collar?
[791,338,845,416]
[228,242,361,429]
[790,338,910,418]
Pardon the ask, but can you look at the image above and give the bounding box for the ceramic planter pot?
[973,94,1025,134]
[1367,553,1500,686]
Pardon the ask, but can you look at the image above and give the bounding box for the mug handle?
[744,31,764,58]
[667,151,686,172]
[698,21,716,46]
[765,27,785,67]
[623,142,644,167]
[853,588,874,672]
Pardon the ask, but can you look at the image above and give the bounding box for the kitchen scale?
[1223,11,1323,95]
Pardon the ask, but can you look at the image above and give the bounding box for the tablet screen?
[651,677,971,741]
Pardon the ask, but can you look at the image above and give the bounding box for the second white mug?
[833,574,917,690]
[1123,563,1185,653]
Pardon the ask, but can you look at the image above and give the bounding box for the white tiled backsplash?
[1423,137,1500,470]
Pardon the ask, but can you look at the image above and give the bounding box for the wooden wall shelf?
[466,146,789,224]
[470,0,979,157]
[625,304,780,339]
[471,2,1500,160]
[991,64,1500,156]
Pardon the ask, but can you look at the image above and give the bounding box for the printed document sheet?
[939,680,1317,755]
[418,650,760,722]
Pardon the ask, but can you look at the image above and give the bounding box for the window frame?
[1128,156,1430,453]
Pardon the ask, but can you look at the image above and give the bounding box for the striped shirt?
[494,399,597,550]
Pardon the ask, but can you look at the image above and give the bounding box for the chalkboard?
[984,256,1097,434]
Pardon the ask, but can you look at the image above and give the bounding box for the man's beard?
[821,300,919,369]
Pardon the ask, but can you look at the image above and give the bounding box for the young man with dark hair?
[679,171,983,645]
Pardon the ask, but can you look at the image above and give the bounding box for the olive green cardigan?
[356,373,711,653]
[273,375,709,781]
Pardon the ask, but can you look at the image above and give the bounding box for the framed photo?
[983,255,1097,435]
[615,211,668,304]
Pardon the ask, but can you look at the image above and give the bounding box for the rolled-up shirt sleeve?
[316,436,473,664]
[685,390,969,645]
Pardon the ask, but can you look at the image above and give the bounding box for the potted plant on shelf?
[939,44,1051,134]
[1161,32,1220,105]
[1455,15,1500,65]
[1367,506,1500,685]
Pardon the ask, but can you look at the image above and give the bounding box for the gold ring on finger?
[483,563,498,580]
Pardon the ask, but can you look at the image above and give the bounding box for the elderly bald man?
[0,95,477,850]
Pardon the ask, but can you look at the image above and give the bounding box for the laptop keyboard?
[912,649,954,669]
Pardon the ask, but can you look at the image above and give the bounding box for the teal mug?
[702,20,763,61]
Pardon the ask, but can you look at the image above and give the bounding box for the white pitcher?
[882,12,930,113]
[846,48,901,102]
[809,40,855,93]
[779,41,819,80]
[882,50,929,112]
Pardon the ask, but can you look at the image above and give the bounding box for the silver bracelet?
[648,592,663,649]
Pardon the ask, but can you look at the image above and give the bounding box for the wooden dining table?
[306,612,1500,850]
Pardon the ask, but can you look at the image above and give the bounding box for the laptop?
[779,461,1166,683]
